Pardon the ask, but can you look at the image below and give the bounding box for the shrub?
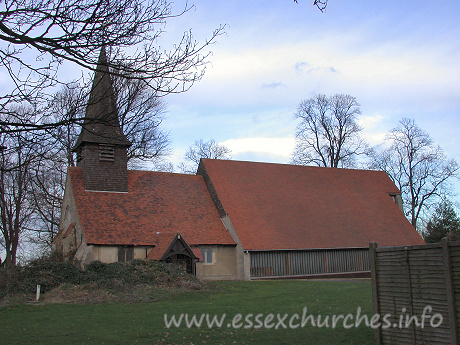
[0,260,87,297]
[0,258,203,302]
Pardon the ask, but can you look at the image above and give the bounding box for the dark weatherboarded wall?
[250,248,369,278]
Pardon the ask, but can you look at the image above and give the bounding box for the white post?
[36,285,41,301]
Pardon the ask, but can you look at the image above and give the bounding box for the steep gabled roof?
[147,232,197,261]
[198,159,425,250]
[147,233,177,260]
[74,47,131,149]
[68,167,235,246]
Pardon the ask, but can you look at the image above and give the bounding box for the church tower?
[73,47,131,192]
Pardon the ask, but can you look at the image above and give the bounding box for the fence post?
[369,242,381,345]
[441,238,458,344]
[404,246,417,344]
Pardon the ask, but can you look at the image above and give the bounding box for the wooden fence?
[370,239,460,344]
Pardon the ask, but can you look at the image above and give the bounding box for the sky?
[157,0,460,202]
[1,1,458,198]
[1,0,459,260]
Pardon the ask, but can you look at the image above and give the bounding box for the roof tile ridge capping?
[197,160,227,218]
[201,158,308,166]
[200,158,397,177]
[127,169,204,177]
[73,47,131,149]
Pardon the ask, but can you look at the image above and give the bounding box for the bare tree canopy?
[369,118,459,230]
[291,94,368,168]
[44,73,172,165]
[0,121,46,266]
[114,76,171,167]
[178,139,232,174]
[0,73,172,264]
[0,0,224,133]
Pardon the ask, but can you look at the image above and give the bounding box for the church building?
[53,49,424,280]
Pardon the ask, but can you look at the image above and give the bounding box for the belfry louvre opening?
[250,248,370,278]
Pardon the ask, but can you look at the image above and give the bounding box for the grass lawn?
[0,280,374,344]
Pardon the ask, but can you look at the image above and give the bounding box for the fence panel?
[370,239,460,345]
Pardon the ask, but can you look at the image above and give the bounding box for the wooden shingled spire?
[73,47,131,192]
[74,47,131,149]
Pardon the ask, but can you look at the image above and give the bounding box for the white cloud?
[294,61,309,73]
[174,34,460,113]
[261,82,284,89]
[221,136,295,162]
[357,114,388,146]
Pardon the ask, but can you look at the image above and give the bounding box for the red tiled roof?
[68,167,235,246]
[147,232,199,260]
[191,247,203,262]
[199,159,425,250]
[147,233,176,260]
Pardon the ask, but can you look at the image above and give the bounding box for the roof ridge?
[201,158,386,174]
[127,169,203,178]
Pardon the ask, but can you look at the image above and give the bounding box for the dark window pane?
[118,247,126,262]
[126,247,134,261]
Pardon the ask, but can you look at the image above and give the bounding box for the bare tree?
[0,0,224,133]
[44,75,172,166]
[178,139,232,174]
[0,110,45,266]
[26,73,172,251]
[369,118,458,230]
[291,94,368,168]
[47,82,89,167]
[113,74,172,168]
[29,156,64,250]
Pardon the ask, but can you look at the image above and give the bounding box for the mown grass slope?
[0,279,373,344]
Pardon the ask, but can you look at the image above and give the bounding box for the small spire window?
[99,144,114,162]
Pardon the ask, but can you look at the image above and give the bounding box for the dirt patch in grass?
[43,283,120,304]
[42,279,209,305]
[1,280,210,306]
